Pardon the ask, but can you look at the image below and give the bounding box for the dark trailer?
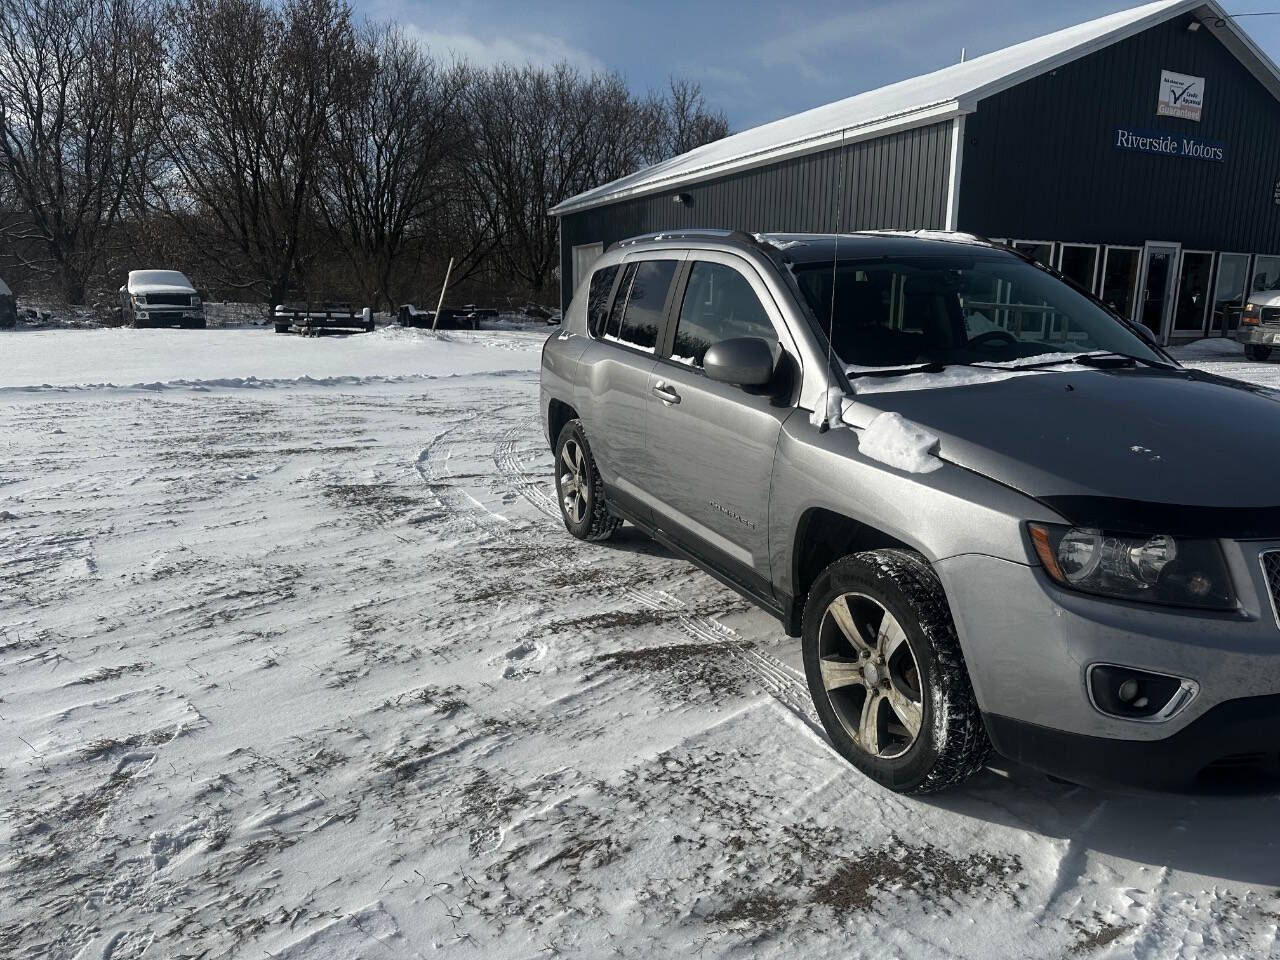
[553,0,1280,346]
[0,275,13,328]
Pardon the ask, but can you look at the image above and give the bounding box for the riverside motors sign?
[1115,127,1225,163]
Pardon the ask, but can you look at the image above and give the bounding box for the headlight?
[1029,523,1235,610]
[190,296,202,307]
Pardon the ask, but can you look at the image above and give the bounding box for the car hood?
[1248,290,1280,308]
[843,366,1280,536]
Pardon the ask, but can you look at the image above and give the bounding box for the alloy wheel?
[559,437,588,525]
[817,592,924,759]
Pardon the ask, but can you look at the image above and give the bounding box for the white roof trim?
[553,0,1277,218]
[564,100,968,213]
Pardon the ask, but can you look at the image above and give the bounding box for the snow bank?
[0,326,544,390]
[858,411,944,473]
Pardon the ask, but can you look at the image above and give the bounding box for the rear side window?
[672,261,778,367]
[586,265,618,337]
[603,259,677,353]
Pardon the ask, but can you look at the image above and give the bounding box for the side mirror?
[703,337,775,387]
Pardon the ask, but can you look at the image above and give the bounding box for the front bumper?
[1233,324,1280,346]
[986,696,1280,791]
[935,546,1280,790]
[135,309,204,328]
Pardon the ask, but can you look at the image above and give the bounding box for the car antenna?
[819,127,847,434]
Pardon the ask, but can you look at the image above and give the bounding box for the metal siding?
[959,16,1280,252]
[559,119,954,308]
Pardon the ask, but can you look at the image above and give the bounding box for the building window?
[572,242,604,292]
[1100,247,1141,321]
[1057,244,1100,293]
[1173,251,1214,335]
[1210,253,1250,334]
[1252,255,1280,294]
[1013,240,1055,267]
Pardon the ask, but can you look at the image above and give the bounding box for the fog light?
[1088,663,1197,721]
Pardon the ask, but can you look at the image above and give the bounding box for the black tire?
[1245,343,1273,361]
[553,420,621,542]
[274,323,290,334]
[802,549,990,794]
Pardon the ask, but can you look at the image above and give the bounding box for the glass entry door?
[1137,243,1180,342]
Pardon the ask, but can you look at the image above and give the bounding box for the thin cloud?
[402,23,606,74]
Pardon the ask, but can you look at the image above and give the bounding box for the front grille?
[143,294,192,306]
[1262,551,1280,628]
[1262,307,1280,326]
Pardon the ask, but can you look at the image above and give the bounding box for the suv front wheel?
[1245,343,1273,362]
[802,549,990,793]
[554,420,621,542]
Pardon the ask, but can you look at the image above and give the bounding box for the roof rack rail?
[609,229,764,252]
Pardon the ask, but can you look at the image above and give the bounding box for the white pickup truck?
[119,270,205,329]
[1233,287,1280,360]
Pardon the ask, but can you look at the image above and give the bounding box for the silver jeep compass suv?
[540,229,1280,793]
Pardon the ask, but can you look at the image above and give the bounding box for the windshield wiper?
[846,362,949,379]
[971,352,1174,372]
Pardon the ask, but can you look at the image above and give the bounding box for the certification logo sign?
[1157,70,1204,121]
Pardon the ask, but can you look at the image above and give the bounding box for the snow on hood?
[844,366,1280,509]
[857,412,943,474]
[127,270,195,295]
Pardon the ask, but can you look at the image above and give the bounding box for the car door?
[640,253,799,600]
[574,253,684,524]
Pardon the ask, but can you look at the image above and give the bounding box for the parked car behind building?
[119,270,205,329]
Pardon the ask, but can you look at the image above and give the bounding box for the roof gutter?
[550,99,971,218]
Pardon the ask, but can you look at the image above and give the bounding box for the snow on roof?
[553,0,1273,217]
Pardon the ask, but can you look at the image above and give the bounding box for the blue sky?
[359,1,1280,130]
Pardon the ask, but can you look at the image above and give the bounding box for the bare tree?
[162,0,358,304]
[0,0,164,303]
[463,65,729,298]
[649,78,730,163]
[319,26,467,310]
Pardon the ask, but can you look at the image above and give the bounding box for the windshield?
[792,253,1163,369]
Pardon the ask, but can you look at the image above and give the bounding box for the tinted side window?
[610,259,677,352]
[603,263,636,339]
[586,264,618,336]
[672,261,778,367]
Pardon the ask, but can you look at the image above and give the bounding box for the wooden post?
[431,257,455,332]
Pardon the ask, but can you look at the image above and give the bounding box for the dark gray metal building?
[552,0,1280,344]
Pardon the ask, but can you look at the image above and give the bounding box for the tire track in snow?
[491,420,822,731]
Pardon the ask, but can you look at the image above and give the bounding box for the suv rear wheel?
[802,549,990,793]
[554,420,621,542]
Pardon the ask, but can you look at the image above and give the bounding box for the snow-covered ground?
[2,331,1279,959]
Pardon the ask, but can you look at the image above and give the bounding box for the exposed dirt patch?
[71,662,148,685]
[1069,917,1136,954]
[808,837,1023,913]
[588,639,754,700]
[322,483,430,525]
